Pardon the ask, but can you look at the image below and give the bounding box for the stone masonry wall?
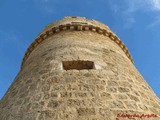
[0,17,159,120]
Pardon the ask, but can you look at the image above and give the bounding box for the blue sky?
[0,0,160,99]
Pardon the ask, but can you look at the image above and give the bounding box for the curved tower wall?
[0,17,159,120]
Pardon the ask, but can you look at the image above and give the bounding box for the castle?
[0,17,159,120]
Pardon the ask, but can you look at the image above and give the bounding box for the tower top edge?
[41,16,111,34]
[21,16,133,69]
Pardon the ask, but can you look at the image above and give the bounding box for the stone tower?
[0,17,159,120]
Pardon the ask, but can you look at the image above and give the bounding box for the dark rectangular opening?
[62,60,94,70]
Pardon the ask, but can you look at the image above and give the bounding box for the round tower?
[0,17,159,120]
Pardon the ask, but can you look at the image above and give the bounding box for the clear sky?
[0,0,160,99]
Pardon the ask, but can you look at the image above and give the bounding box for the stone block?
[109,101,125,109]
[47,100,62,108]
[77,108,96,116]
[118,87,130,93]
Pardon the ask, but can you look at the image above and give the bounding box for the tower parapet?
[21,16,133,68]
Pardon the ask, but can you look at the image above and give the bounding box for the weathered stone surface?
[0,16,159,120]
[115,94,128,100]
[118,87,130,93]
[109,101,125,109]
[77,108,96,116]
[47,100,62,108]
